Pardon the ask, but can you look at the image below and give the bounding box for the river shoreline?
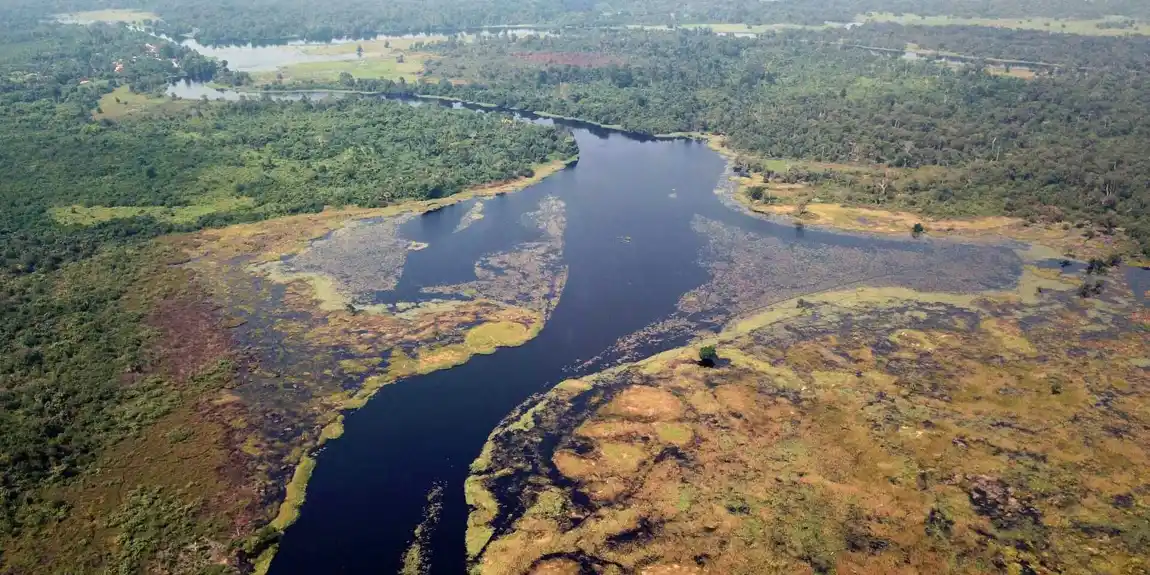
[172,78,1144,263]
[172,151,577,575]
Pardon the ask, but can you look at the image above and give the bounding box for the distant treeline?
[399,29,1149,254]
[820,23,1150,73]
[0,23,577,279]
[4,0,1149,46]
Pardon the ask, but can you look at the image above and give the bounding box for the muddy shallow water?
[267,120,1028,573]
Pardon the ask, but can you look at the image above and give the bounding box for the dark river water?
[262,107,1098,573]
[269,122,731,574]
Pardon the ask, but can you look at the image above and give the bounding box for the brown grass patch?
[470,279,1150,575]
[599,385,685,422]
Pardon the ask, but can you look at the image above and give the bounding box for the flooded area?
[260,119,1039,574]
[469,268,1150,575]
[160,28,547,74]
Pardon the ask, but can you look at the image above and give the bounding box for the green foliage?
[925,505,956,538]
[698,345,718,363]
[0,21,575,551]
[412,29,1150,254]
[913,222,926,236]
[1077,278,1105,297]
[823,22,1150,72]
[0,247,173,536]
[239,525,283,556]
[105,486,198,575]
[0,23,575,276]
[767,486,844,574]
[7,0,1150,46]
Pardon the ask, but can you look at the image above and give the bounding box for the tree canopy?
[405,28,1150,254]
[0,21,575,546]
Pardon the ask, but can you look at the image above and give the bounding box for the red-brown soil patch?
[147,293,235,383]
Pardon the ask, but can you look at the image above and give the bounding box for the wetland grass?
[107,153,576,572]
[466,271,1149,575]
[271,456,316,531]
[706,136,1143,261]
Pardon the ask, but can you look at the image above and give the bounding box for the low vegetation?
[0,19,578,574]
[719,139,1138,261]
[468,268,1150,574]
[3,1,1150,573]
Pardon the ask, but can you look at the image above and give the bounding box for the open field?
[52,196,255,226]
[93,85,196,120]
[303,36,448,56]
[56,9,160,24]
[253,56,428,84]
[252,36,443,85]
[857,13,1150,36]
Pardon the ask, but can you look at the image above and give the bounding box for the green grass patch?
[105,486,198,574]
[57,9,160,24]
[51,196,255,226]
[857,13,1150,36]
[654,422,694,445]
[303,36,448,56]
[94,85,196,120]
[270,455,316,530]
[464,321,532,350]
[253,54,429,85]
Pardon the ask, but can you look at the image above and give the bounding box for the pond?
[265,113,1033,573]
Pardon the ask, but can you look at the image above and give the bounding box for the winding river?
[263,112,1035,574]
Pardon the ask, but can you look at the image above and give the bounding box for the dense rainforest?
[385,29,1150,255]
[0,21,575,551]
[5,0,1150,46]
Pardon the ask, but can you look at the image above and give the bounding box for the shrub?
[698,345,718,365]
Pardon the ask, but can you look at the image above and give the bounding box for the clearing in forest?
[56,9,160,24]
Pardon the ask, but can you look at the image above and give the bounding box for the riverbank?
[181,154,577,574]
[1,151,575,574]
[467,258,1150,574]
[701,136,1145,264]
[157,80,1143,265]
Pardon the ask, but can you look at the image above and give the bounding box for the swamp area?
[133,115,1147,574]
